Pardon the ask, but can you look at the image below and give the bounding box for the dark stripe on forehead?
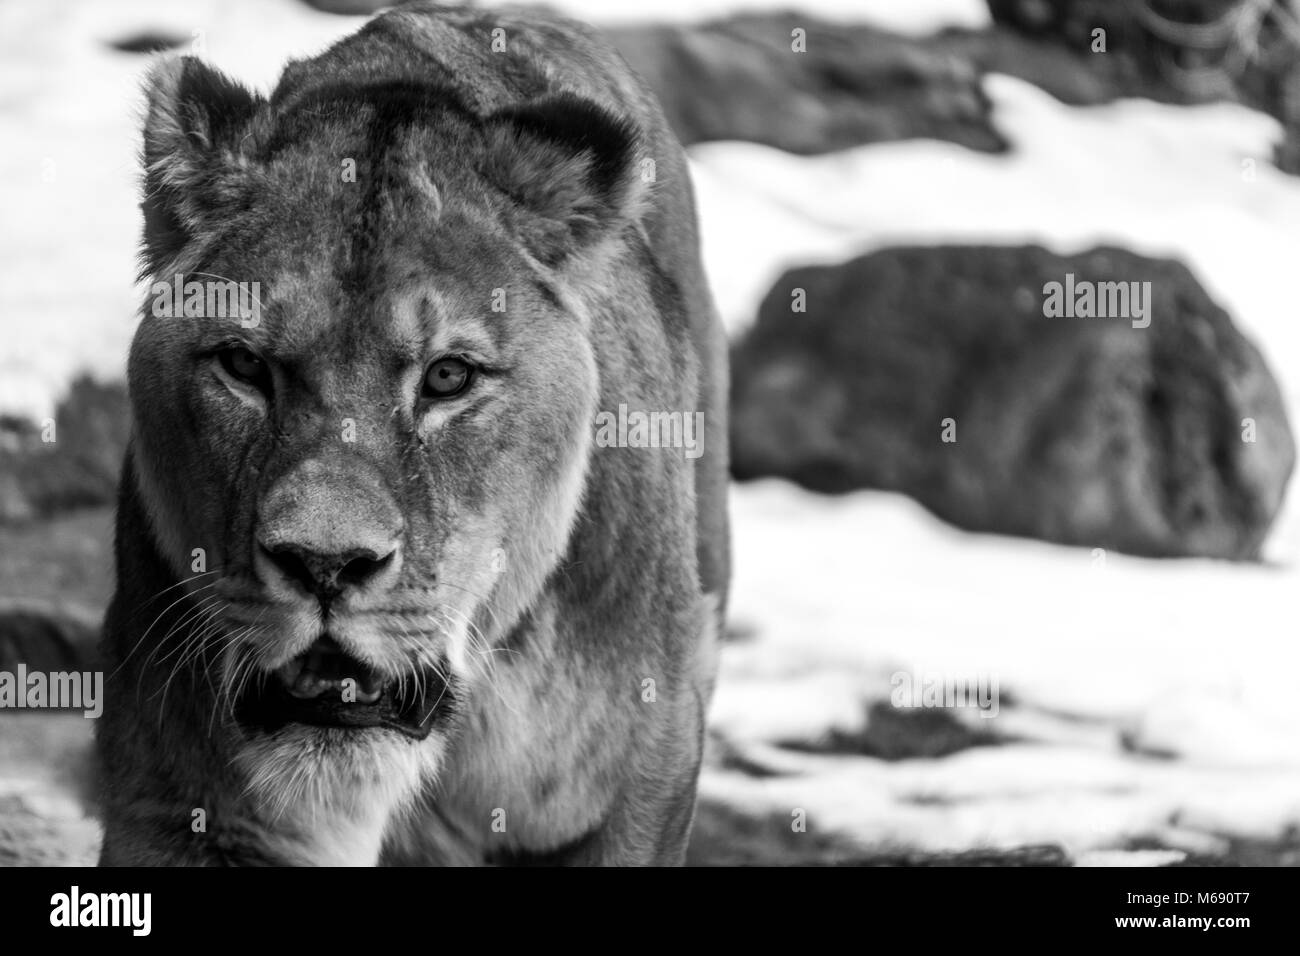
[262,79,474,157]
[535,279,563,312]
[263,81,476,299]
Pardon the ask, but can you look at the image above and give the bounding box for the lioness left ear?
[482,93,644,265]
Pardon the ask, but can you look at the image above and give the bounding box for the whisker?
[134,591,222,711]
[115,579,220,682]
[119,569,222,633]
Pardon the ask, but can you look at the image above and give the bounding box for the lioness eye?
[422,357,473,399]
[218,347,269,389]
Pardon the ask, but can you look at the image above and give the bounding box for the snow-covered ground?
[2,0,1298,862]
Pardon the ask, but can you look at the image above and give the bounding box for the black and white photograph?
[0,0,1295,909]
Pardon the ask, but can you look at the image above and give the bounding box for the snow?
[2,0,1298,861]
[712,479,1300,853]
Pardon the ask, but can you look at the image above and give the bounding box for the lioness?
[98,3,728,866]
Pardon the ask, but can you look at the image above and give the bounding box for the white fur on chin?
[234,724,443,866]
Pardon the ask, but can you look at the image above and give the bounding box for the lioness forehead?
[194,97,544,362]
[254,268,508,368]
[248,97,494,258]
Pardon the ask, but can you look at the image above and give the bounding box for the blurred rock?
[0,377,129,525]
[105,32,188,54]
[606,14,1008,155]
[985,0,1300,174]
[939,26,1137,107]
[0,600,100,676]
[780,701,1012,761]
[0,472,35,524]
[297,0,388,13]
[729,245,1295,559]
[0,508,114,616]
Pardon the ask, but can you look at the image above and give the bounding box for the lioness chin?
[97,2,728,866]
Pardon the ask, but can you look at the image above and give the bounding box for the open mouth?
[235,636,451,740]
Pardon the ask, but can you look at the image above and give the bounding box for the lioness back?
[97,3,727,866]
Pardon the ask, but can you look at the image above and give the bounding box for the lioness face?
[135,200,596,748]
[129,71,636,792]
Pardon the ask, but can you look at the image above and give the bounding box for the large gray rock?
[730,245,1295,559]
[605,14,1007,155]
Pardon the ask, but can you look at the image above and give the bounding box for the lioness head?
[128,54,647,810]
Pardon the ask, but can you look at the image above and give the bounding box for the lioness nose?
[259,542,397,603]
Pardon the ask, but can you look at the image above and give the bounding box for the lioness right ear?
[140,56,263,276]
[482,93,645,266]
